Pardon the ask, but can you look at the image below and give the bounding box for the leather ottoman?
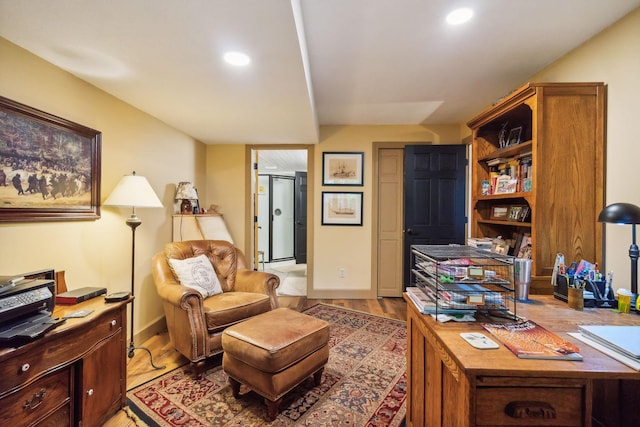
[221,307,330,421]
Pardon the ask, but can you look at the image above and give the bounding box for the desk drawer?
[0,366,71,426]
[476,385,583,426]
[0,308,122,394]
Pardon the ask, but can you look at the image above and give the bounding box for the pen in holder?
[567,286,584,310]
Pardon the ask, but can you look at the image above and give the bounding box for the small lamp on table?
[598,202,640,311]
[175,182,199,214]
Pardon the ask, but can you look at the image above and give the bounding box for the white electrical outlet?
[339,268,345,278]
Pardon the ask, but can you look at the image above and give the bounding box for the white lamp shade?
[104,173,163,208]
[175,182,199,200]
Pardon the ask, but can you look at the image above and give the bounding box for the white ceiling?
[1,0,638,148]
[258,149,308,174]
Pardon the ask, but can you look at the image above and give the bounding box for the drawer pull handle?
[505,401,556,419]
[87,388,94,396]
[110,320,117,327]
[23,389,46,410]
[21,363,30,372]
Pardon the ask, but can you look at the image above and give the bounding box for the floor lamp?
[104,171,166,369]
[598,202,640,311]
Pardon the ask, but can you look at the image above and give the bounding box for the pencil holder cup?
[617,289,632,313]
[567,287,584,311]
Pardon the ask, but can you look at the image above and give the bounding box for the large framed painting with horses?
[0,96,101,222]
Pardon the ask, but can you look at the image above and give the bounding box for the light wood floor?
[104,296,407,426]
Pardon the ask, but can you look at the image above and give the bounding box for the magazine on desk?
[482,320,583,361]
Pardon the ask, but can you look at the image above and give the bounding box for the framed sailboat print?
[322,191,363,226]
[322,152,364,186]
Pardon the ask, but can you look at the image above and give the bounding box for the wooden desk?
[405,295,640,427]
[0,297,131,426]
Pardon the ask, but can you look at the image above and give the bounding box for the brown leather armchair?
[152,240,279,374]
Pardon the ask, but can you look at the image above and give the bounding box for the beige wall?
[207,125,463,298]
[0,38,207,340]
[314,125,463,297]
[528,7,640,291]
[205,144,247,247]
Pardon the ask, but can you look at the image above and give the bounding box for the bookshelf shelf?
[477,219,531,227]
[478,140,533,163]
[476,192,531,201]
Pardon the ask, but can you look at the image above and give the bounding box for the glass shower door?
[270,176,294,261]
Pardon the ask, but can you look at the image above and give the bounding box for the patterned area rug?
[127,304,406,426]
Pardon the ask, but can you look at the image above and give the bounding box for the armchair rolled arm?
[235,269,280,308]
[156,278,204,306]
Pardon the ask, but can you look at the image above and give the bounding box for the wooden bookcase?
[467,82,606,293]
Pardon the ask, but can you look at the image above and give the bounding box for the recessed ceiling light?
[223,51,251,66]
[446,8,473,25]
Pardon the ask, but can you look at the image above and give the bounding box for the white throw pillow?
[168,254,223,297]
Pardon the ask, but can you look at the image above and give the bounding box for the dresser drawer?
[0,308,122,394]
[476,385,584,426]
[0,366,71,426]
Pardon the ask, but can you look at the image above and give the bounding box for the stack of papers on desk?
[569,325,640,370]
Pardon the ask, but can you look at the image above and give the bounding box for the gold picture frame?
[0,96,102,222]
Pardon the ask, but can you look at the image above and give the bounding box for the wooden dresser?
[0,297,130,426]
[405,295,640,426]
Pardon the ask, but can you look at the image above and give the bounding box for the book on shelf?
[486,157,509,167]
[482,320,583,361]
[482,152,533,195]
[510,232,523,256]
[516,234,532,258]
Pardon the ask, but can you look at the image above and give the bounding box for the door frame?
[371,141,471,296]
[245,145,314,287]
